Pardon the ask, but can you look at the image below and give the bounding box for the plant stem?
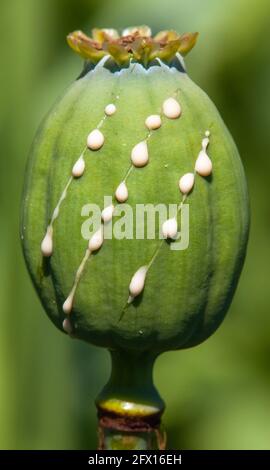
[96,349,166,450]
[98,427,166,450]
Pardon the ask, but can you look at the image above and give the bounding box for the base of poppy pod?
[97,412,166,450]
[95,350,166,450]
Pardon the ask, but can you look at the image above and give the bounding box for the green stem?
[100,428,165,450]
[96,350,165,450]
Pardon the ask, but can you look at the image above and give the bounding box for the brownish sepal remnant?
[67,25,198,66]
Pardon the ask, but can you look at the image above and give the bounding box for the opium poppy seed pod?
[21,26,249,450]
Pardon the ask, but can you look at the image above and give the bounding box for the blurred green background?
[0,0,270,450]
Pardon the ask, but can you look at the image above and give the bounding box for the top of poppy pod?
[67,25,198,67]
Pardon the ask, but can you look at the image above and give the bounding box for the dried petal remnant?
[67,27,198,66]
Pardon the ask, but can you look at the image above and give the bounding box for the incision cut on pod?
[40,102,118,257]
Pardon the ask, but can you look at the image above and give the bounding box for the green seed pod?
[21,26,249,449]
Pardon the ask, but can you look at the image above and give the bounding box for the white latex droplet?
[63,295,73,314]
[88,226,104,252]
[179,172,195,194]
[115,181,128,202]
[195,151,212,177]
[128,265,148,301]
[145,115,162,130]
[162,97,181,119]
[101,205,115,223]
[62,318,73,334]
[41,227,53,257]
[131,141,149,167]
[162,217,178,239]
[105,103,117,116]
[72,156,85,177]
[87,129,105,150]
